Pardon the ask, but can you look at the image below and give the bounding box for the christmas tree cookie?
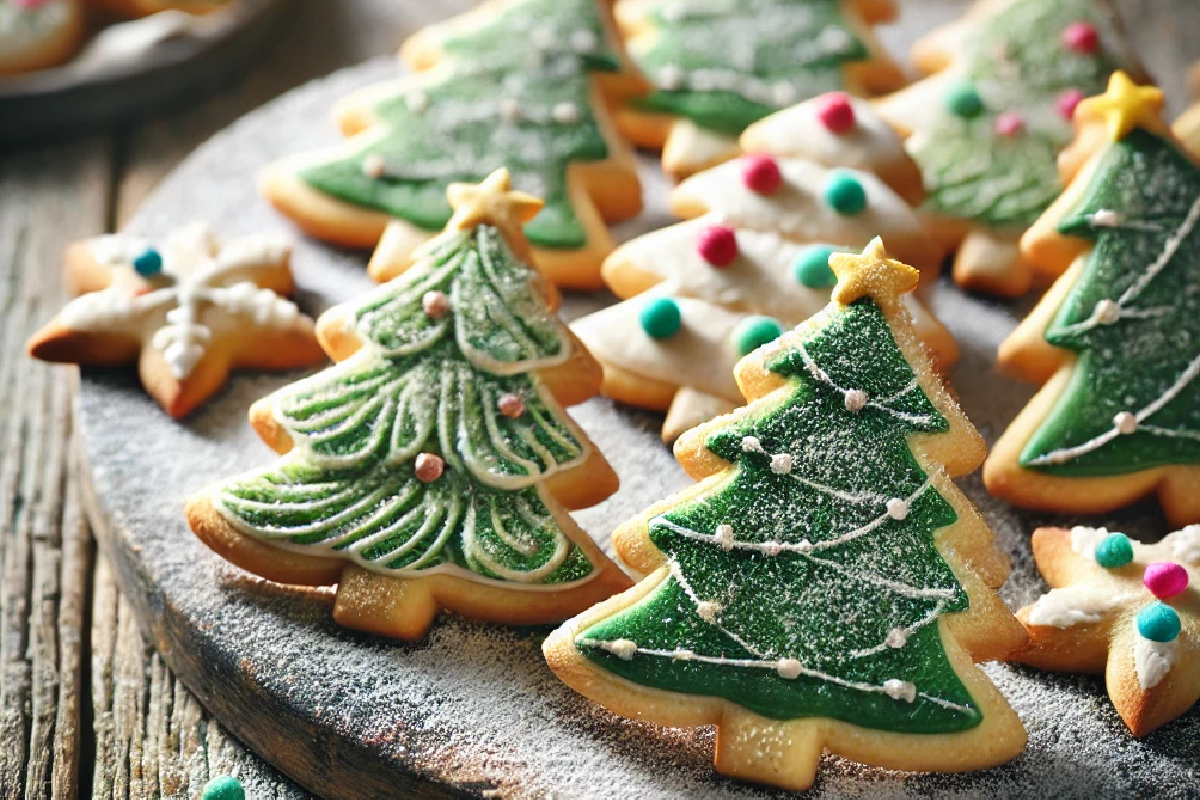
[262,0,644,291]
[545,240,1027,791]
[27,222,324,419]
[876,0,1140,296]
[986,73,1200,527]
[187,171,630,641]
[613,0,907,179]
[1015,525,1200,736]
[577,94,957,441]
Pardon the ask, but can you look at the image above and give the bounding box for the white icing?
[673,159,923,248]
[883,679,917,702]
[741,96,908,173]
[843,388,868,412]
[1172,525,1200,564]
[885,498,908,521]
[57,222,307,380]
[571,295,745,401]
[1070,525,1113,560]
[1133,635,1179,690]
[1026,586,1130,628]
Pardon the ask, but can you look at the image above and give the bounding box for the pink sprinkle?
[1144,562,1188,599]
[697,225,738,268]
[1057,89,1086,121]
[995,111,1025,136]
[815,92,856,134]
[741,154,782,195]
[1062,21,1099,55]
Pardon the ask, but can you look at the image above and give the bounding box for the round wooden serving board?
[0,0,286,146]
[76,55,1200,800]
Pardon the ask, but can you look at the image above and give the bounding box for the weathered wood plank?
[89,556,310,800]
[0,140,109,800]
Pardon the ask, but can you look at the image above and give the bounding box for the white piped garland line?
[1029,350,1200,466]
[576,636,973,713]
[793,341,933,426]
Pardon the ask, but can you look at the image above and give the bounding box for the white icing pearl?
[776,658,804,679]
[607,639,638,661]
[1093,299,1120,324]
[885,628,908,649]
[422,290,451,319]
[570,28,597,52]
[886,498,909,521]
[844,389,868,412]
[771,82,797,106]
[819,26,853,53]
[672,649,695,661]
[530,25,554,49]
[405,90,428,114]
[769,453,793,474]
[657,64,685,90]
[696,600,722,623]
[1113,411,1138,435]
[361,153,387,179]
[883,679,917,702]
[763,542,782,557]
[740,435,761,453]
[716,524,735,550]
[500,98,522,120]
[795,538,813,554]
[1091,209,1121,227]
[551,102,580,124]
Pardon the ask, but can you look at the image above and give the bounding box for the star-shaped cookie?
[28,222,325,419]
[1015,525,1200,736]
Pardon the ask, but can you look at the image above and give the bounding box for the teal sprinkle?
[823,171,867,215]
[1093,533,1133,569]
[793,245,839,288]
[1136,602,1181,643]
[132,248,163,277]
[733,315,784,357]
[640,296,682,339]
[201,776,245,800]
[945,82,985,118]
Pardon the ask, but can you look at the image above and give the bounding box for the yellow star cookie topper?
[1076,71,1166,141]
[828,237,919,315]
[446,168,545,238]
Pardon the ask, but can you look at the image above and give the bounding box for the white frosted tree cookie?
[875,0,1144,297]
[261,0,645,291]
[580,101,957,441]
[1015,525,1200,737]
[986,74,1200,528]
[545,241,1026,791]
[613,0,907,179]
[27,222,323,419]
[187,171,630,641]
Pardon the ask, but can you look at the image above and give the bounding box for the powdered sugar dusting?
[74,57,1199,798]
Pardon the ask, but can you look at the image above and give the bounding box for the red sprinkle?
[1062,21,1099,54]
[497,393,526,419]
[697,225,739,267]
[995,111,1025,136]
[815,92,856,134]
[741,154,782,195]
[414,453,445,483]
[1057,88,1086,121]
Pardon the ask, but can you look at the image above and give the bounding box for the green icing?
[909,0,1124,227]
[632,0,867,136]
[212,225,597,585]
[1020,129,1200,475]
[577,300,984,732]
[434,0,621,75]
[297,0,622,249]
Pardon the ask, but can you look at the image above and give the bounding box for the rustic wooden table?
[3,1,1198,797]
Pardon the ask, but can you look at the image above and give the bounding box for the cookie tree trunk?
[187,171,629,641]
